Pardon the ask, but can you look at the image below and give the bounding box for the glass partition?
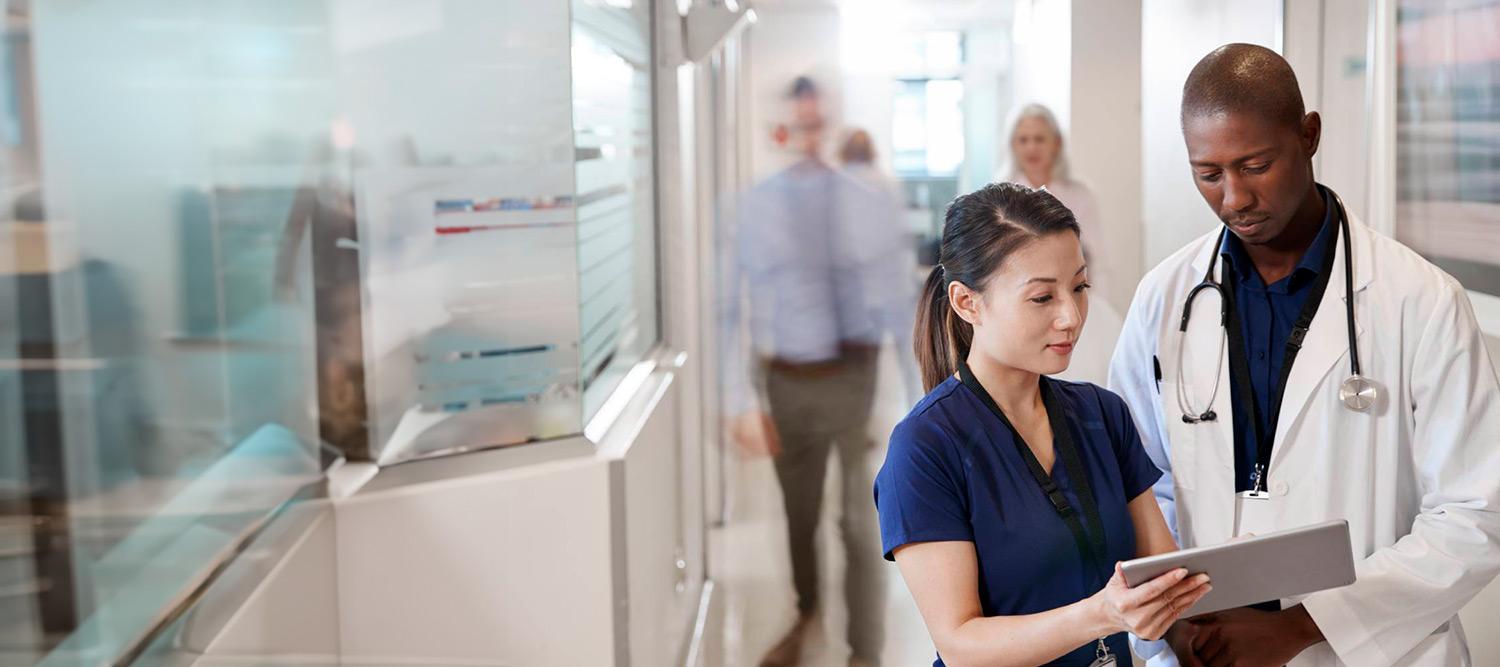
[358,0,660,463]
[1,0,663,661]
[353,0,584,464]
[2,1,332,662]
[573,0,660,419]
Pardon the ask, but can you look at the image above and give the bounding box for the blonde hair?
[999,103,1072,184]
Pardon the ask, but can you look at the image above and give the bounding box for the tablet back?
[1119,519,1356,616]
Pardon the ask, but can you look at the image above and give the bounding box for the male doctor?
[1110,44,1500,666]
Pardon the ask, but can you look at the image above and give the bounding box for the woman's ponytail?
[913,265,971,392]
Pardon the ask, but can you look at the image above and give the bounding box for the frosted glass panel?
[352,1,583,464]
[573,0,659,419]
[3,1,330,662]
[1,0,664,661]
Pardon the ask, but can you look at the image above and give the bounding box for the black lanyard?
[1221,217,1340,488]
[957,362,1108,585]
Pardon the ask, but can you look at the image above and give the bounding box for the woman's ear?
[948,280,982,327]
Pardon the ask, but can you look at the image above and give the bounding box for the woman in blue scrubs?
[875,183,1208,666]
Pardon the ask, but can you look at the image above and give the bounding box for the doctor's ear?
[948,280,984,327]
[1300,111,1322,158]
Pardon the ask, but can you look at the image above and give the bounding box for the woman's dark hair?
[915,182,1079,391]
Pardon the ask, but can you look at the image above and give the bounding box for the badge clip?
[1238,464,1272,501]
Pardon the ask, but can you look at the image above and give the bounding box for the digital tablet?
[1120,520,1356,617]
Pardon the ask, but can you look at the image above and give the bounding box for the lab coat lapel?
[1269,215,1374,470]
[1183,237,1239,537]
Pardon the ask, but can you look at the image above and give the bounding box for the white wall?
[754,3,1011,191]
[176,369,686,666]
[1283,0,1370,222]
[1140,0,1283,268]
[1010,0,1072,132]
[839,9,1011,192]
[838,71,895,173]
[746,4,841,180]
[837,7,896,175]
[332,454,618,665]
[963,26,1011,192]
[614,378,695,667]
[1069,0,1143,311]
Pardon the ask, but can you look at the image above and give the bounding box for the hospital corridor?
[2,0,1500,665]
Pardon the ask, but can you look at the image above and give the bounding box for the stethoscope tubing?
[1175,186,1368,422]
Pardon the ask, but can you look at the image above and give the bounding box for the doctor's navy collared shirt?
[1218,188,1337,492]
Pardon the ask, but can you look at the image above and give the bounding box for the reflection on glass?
[572,0,660,419]
[1395,0,1500,297]
[128,494,338,666]
[1,1,330,662]
[357,2,584,464]
[2,0,663,659]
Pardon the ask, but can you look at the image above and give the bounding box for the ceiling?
[750,0,1014,26]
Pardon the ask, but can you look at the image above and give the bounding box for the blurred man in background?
[720,77,909,667]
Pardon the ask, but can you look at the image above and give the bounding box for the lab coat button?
[1274,481,1289,496]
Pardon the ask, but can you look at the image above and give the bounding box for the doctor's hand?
[1164,621,1207,667]
[729,411,782,458]
[1187,605,1323,667]
[1089,564,1211,641]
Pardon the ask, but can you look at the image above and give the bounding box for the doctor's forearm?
[1281,604,1325,651]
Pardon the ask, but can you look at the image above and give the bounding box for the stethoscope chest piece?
[1339,374,1378,412]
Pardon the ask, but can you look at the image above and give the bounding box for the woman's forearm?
[1129,490,1180,557]
[935,596,1116,667]
[935,494,1182,665]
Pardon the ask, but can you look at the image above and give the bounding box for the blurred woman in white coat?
[997,104,1121,386]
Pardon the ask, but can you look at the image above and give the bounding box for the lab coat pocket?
[1160,379,1198,491]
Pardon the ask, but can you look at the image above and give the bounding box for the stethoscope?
[1175,186,1377,425]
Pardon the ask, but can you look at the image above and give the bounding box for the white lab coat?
[1109,212,1500,666]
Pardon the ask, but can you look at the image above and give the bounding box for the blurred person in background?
[998,104,1105,282]
[720,77,897,667]
[998,103,1122,386]
[839,128,923,406]
[839,129,899,199]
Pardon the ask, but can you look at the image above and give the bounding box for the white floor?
[707,346,935,667]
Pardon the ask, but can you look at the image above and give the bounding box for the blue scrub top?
[874,376,1162,667]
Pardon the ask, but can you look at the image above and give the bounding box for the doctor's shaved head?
[1179,43,1324,248]
[1181,43,1305,131]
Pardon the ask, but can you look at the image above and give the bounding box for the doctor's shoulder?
[1123,227,1224,327]
[1364,229,1467,304]
[1142,226,1223,285]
